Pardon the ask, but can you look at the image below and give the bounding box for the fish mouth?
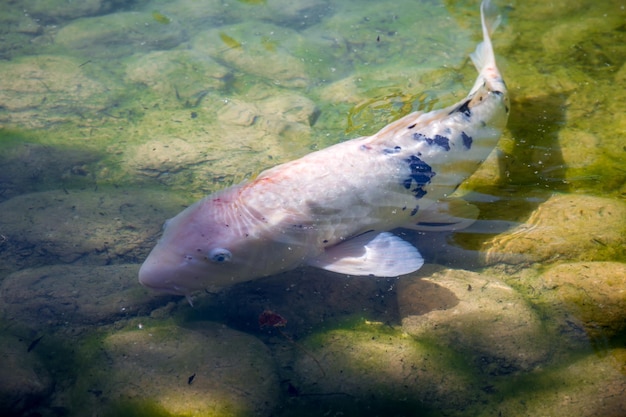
[138,259,192,297]
[139,281,190,296]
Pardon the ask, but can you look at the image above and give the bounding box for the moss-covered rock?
[192,22,310,88]
[527,262,626,340]
[95,322,280,416]
[0,333,53,416]
[124,49,230,106]
[399,266,551,374]
[0,55,119,128]
[290,321,473,414]
[55,11,187,59]
[0,188,189,271]
[0,264,164,327]
[484,194,626,266]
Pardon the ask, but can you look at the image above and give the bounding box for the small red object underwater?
[258,310,287,328]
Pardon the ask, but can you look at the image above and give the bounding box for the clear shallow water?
[0,0,625,416]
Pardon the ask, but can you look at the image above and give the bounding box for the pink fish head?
[138,186,308,296]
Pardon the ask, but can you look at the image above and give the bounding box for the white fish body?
[139,0,509,297]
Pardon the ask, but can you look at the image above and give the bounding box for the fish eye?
[208,248,232,263]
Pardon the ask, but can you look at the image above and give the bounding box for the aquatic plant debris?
[258,310,325,376]
[219,32,242,49]
[258,309,287,328]
[151,10,171,24]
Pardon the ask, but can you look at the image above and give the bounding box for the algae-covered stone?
[490,348,626,417]
[536,262,626,339]
[193,22,309,87]
[124,89,318,191]
[129,136,213,177]
[217,91,318,137]
[0,141,101,203]
[308,0,471,74]
[22,0,130,23]
[55,12,186,58]
[0,188,189,271]
[291,322,472,413]
[0,55,116,128]
[0,264,163,327]
[125,49,230,105]
[96,322,279,416]
[399,266,550,374]
[0,333,53,416]
[484,194,626,266]
[247,0,330,28]
[123,108,282,191]
[157,0,238,27]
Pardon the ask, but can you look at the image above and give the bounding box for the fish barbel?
[139,0,509,299]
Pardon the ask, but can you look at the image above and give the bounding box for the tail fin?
[469,0,501,71]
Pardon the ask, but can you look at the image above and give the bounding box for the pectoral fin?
[307,231,423,277]
[406,198,479,232]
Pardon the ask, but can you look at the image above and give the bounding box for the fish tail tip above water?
[470,0,502,72]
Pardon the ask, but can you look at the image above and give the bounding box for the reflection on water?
[0,0,625,416]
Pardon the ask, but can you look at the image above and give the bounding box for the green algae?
[103,400,175,417]
[21,318,268,417]
[219,32,243,49]
[151,10,172,25]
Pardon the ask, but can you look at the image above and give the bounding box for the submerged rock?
[492,348,626,417]
[124,87,318,191]
[95,322,280,416]
[0,333,53,416]
[55,12,187,58]
[193,22,309,88]
[291,321,472,413]
[22,0,130,23]
[0,264,163,328]
[125,49,230,105]
[484,194,626,266]
[0,55,117,128]
[217,91,319,137]
[399,266,551,374]
[0,188,189,273]
[0,141,101,203]
[530,262,626,340]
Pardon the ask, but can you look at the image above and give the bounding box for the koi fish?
[139,0,509,300]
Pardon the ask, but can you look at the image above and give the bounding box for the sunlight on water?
[0,0,625,416]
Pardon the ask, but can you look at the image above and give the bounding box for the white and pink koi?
[139,0,509,299]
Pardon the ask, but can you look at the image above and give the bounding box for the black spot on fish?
[383,146,402,154]
[407,123,416,129]
[413,132,450,151]
[403,155,435,203]
[431,135,450,151]
[410,206,419,216]
[461,131,473,149]
[450,99,472,118]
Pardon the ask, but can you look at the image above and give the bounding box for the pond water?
[0,0,625,416]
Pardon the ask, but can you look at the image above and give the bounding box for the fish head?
[139,187,293,296]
